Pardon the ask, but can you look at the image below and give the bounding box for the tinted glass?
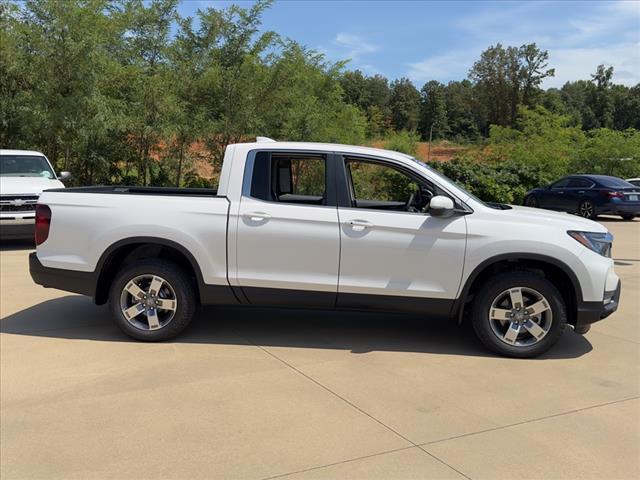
[568,178,593,188]
[0,155,54,178]
[597,177,635,188]
[551,178,570,188]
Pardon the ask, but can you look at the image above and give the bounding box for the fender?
[94,236,239,306]
[452,252,584,320]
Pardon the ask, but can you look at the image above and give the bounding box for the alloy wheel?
[488,287,553,347]
[119,274,177,331]
[579,201,594,218]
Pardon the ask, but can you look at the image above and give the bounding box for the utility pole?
[427,123,434,162]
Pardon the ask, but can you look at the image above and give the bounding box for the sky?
[178,0,640,88]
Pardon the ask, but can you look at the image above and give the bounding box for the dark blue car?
[524,175,640,220]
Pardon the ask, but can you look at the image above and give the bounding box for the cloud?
[406,0,640,86]
[407,50,479,84]
[546,42,640,88]
[333,33,378,58]
[317,33,381,75]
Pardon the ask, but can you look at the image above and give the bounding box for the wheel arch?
[93,237,207,305]
[455,253,583,326]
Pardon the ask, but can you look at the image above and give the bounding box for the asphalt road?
[1,218,639,479]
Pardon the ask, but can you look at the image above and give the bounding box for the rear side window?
[249,152,326,206]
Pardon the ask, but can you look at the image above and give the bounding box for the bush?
[383,130,420,155]
[429,158,552,204]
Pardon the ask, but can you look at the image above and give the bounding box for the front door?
[336,157,467,313]
[235,151,340,307]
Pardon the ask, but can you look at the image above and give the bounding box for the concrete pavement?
[1,218,638,479]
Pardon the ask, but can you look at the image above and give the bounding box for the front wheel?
[109,259,197,341]
[470,272,567,358]
[525,195,538,208]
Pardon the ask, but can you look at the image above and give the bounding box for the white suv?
[0,149,70,240]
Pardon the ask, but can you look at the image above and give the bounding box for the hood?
[0,176,65,195]
[501,205,608,233]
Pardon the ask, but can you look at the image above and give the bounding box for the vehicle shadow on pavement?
[0,240,34,251]
[0,295,593,359]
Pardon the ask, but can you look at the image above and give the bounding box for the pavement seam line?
[245,341,473,480]
[588,330,640,345]
[420,395,640,447]
[260,445,416,480]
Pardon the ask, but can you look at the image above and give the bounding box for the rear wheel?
[470,271,567,358]
[621,214,635,221]
[109,259,196,341]
[525,195,538,208]
[578,200,596,219]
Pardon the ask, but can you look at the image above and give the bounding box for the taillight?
[605,191,624,199]
[35,204,51,245]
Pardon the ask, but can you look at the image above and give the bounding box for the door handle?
[245,212,271,222]
[349,220,373,231]
[557,191,564,194]
[578,191,585,194]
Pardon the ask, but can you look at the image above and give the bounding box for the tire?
[621,214,635,221]
[470,271,567,358]
[109,259,197,341]
[578,200,596,219]
[524,195,538,208]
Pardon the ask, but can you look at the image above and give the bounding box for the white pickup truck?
[30,139,621,357]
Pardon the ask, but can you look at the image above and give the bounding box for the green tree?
[389,78,420,131]
[469,43,554,128]
[419,80,448,140]
[443,80,481,140]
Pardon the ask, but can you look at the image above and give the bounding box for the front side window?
[551,178,570,189]
[0,155,55,179]
[250,152,326,206]
[345,158,444,212]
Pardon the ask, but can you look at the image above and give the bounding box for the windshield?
[0,155,55,179]
[410,157,489,207]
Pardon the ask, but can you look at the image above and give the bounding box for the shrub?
[383,130,420,155]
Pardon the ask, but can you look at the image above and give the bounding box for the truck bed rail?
[44,186,220,197]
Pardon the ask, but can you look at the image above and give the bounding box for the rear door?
[234,151,340,307]
[335,155,467,313]
[565,177,595,213]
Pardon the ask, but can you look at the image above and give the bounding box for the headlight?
[567,231,613,257]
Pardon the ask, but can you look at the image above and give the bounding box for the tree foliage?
[1,0,638,191]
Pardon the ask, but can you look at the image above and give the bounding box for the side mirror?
[58,171,72,182]
[429,195,455,218]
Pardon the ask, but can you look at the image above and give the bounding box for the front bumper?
[575,280,621,327]
[0,220,35,240]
